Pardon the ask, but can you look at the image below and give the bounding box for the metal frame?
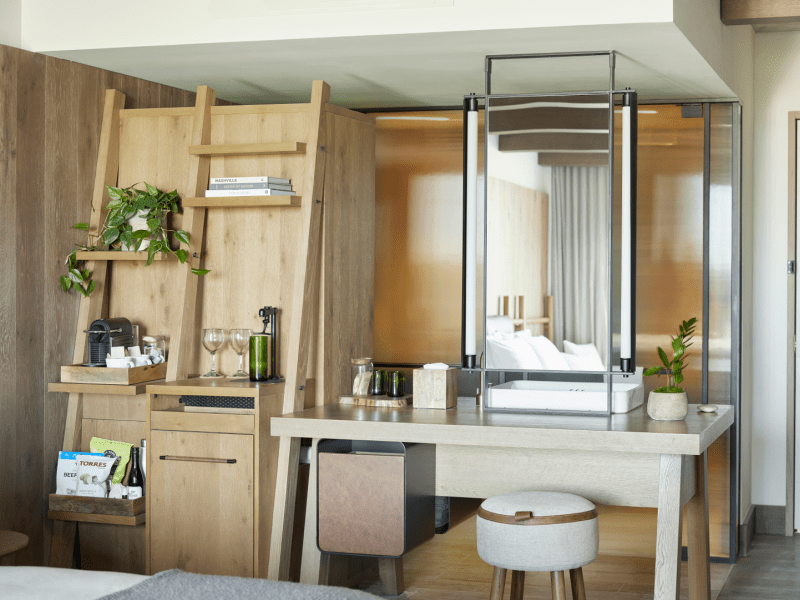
[472,50,637,416]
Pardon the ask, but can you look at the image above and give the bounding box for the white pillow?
[562,351,604,372]
[486,335,544,370]
[486,315,515,336]
[526,336,570,371]
[563,341,605,371]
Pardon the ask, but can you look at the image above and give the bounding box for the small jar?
[142,335,166,360]
[369,370,387,396]
[351,358,373,396]
[387,371,405,398]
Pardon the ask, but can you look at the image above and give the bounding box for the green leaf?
[145,182,158,196]
[657,347,669,368]
[176,249,188,264]
[167,190,178,199]
[147,218,161,232]
[103,227,120,245]
[674,370,684,386]
[191,267,210,276]
[86,280,96,296]
[106,186,123,201]
[82,269,90,280]
[131,229,151,240]
[643,366,661,377]
[171,201,178,213]
[134,238,142,252]
[174,230,190,246]
[68,270,83,284]
[72,222,89,230]
[146,244,157,266]
[60,275,72,292]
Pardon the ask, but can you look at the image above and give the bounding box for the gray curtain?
[548,166,609,365]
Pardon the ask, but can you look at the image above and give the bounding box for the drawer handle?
[159,455,237,464]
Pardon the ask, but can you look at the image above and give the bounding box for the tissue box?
[413,368,457,409]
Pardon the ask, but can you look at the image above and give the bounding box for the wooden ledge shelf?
[74,251,174,261]
[183,195,301,208]
[49,381,158,395]
[188,142,306,156]
[147,377,284,399]
[48,495,145,526]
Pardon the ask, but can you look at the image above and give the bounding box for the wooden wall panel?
[485,177,548,330]
[0,41,228,567]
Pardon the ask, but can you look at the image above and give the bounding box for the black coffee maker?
[85,318,134,366]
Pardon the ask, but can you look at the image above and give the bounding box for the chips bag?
[89,437,133,485]
[76,455,116,498]
[56,451,103,495]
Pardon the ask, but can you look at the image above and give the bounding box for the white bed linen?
[0,566,148,600]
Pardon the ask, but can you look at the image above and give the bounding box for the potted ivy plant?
[61,183,209,297]
[643,317,697,421]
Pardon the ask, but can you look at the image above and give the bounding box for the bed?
[485,295,644,413]
[1,567,381,600]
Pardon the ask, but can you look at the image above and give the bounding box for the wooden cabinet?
[148,430,254,576]
[145,380,285,578]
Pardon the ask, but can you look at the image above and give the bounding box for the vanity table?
[270,403,734,600]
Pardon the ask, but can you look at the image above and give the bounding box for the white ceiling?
[44,22,738,108]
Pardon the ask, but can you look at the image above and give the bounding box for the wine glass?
[229,329,251,378]
[201,328,226,377]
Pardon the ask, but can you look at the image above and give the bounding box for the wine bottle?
[127,447,143,499]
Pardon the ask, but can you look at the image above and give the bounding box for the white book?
[209,176,291,185]
[205,189,296,197]
[208,182,294,191]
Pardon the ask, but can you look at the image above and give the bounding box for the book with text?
[205,189,296,197]
[209,176,291,185]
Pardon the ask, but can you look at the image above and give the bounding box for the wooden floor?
[355,515,733,599]
[717,534,800,600]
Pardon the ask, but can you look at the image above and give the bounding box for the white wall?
[751,31,800,507]
[487,135,551,197]
[21,0,671,52]
[0,0,22,48]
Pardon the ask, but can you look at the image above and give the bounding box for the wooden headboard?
[500,295,554,342]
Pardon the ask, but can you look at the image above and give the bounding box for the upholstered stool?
[477,491,599,600]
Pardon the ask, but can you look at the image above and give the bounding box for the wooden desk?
[270,403,734,600]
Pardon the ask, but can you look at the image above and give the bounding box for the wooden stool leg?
[510,570,525,600]
[490,566,507,600]
[569,567,586,600]
[551,571,567,600]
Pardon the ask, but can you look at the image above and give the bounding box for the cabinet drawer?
[149,430,254,577]
[150,410,254,434]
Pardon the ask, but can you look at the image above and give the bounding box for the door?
[149,430,254,576]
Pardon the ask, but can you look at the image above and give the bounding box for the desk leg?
[269,436,302,580]
[687,451,710,600]
[300,439,324,585]
[654,454,684,600]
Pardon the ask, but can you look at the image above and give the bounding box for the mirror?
[484,93,611,372]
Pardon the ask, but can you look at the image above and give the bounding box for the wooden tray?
[48,494,145,526]
[61,362,167,385]
[340,394,412,407]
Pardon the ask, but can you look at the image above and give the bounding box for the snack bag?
[56,451,103,495]
[76,455,116,498]
[89,437,133,485]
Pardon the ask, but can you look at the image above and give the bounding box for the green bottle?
[249,334,271,382]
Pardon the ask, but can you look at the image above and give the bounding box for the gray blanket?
[98,570,382,600]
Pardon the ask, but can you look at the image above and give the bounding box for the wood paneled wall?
[0,43,233,566]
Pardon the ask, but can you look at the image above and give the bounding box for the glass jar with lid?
[351,358,373,396]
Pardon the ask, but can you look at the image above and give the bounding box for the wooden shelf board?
[49,494,144,517]
[147,377,284,399]
[188,142,306,156]
[47,510,145,526]
[183,195,301,208]
[74,251,174,261]
[48,381,160,395]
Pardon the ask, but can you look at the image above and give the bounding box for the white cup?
[130,356,153,367]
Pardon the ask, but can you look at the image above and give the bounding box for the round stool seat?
[477,491,599,573]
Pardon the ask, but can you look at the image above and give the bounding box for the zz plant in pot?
[61,183,209,297]
[643,317,697,421]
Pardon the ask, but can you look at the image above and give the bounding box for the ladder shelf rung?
[74,251,175,261]
[183,196,301,208]
[188,142,306,156]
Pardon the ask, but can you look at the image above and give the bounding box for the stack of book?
[205,177,295,197]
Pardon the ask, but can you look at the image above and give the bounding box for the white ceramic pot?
[647,391,688,421]
[122,210,162,251]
